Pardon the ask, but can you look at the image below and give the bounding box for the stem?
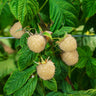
[52,37,61,40]
[38,13,49,31]
[81,29,85,46]
[65,76,75,90]
[71,67,76,73]
[39,0,48,12]
[68,66,71,78]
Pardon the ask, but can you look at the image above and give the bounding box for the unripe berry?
[59,35,77,52]
[27,34,46,53]
[10,22,25,38]
[61,50,79,66]
[37,60,55,80]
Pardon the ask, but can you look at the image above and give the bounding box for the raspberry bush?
[1,0,96,96]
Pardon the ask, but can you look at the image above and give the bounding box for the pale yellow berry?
[59,35,77,52]
[37,60,55,80]
[61,50,79,66]
[27,34,46,53]
[10,22,25,38]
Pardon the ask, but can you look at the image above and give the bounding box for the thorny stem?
[66,66,75,90]
[38,13,49,31]
[38,0,49,31]
[65,76,75,90]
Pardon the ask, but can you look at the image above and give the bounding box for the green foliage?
[83,15,96,33]
[0,0,8,14]
[17,46,37,70]
[9,0,39,26]
[64,89,96,96]
[42,31,52,39]
[75,57,87,68]
[0,3,15,29]
[49,0,79,31]
[43,78,57,91]
[75,46,96,78]
[86,57,96,78]
[61,80,73,93]
[17,33,38,70]
[46,92,63,96]
[52,26,74,37]
[15,39,20,49]
[4,65,36,95]
[75,47,92,68]
[83,36,96,51]
[20,33,29,47]
[47,89,96,96]
[35,82,45,96]
[82,0,96,18]
[0,55,16,79]
[52,56,68,80]
[14,75,37,96]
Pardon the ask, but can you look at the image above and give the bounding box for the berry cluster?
[10,22,79,80]
[59,35,79,66]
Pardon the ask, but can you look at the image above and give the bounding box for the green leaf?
[20,33,29,47]
[76,47,93,69]
[77,46,92,57]
[42,31,52,39]
[52,26,74,37]
[52,56,68,80]
[0,3,15,29]
[82,0,96,18]
[15,39,20,49]
[86,57,96,78]
[43,78,57,91]
[63,92,90,96]
[46,92,63,96]
[0,44,5,53]
[0,0,7,14]
[82,46,93,57]
[36,82,45,96]
[49,0,78,31]
[83,36,96,51]
[77,47,86,57]
[18,46,37,70]
[38,0,50,23]
[14,75,37,96]
[90,79,96,89]
[9,0,39,26]
[71,0,80,15]
[83,15,96,33]
[61,80,73,93]
[86,89,96,96]
[4,65,36,95]
[63,89,96,96]
[75,57,88,68]
[0,55,16,79]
